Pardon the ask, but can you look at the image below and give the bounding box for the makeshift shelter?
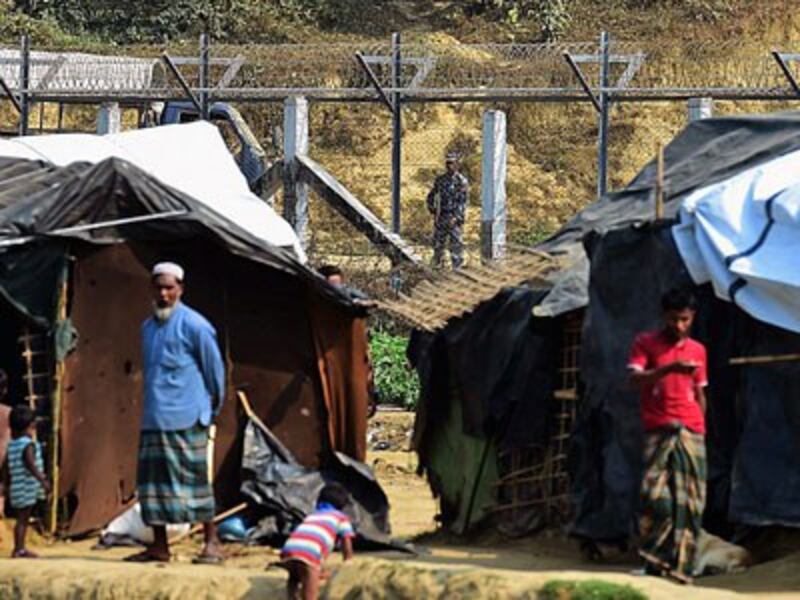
[400,112,800,540]
[0,124,374,537]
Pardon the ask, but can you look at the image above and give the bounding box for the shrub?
[466,0,572,40]
[369,330,420,410]
[539,579,648,600]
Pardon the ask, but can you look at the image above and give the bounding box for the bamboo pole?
[171,388,262,544]
[655,143,664,220]
[729,353,800,365]
[49,274,68,534]
[20,328,36,415]
[169,501,248,544]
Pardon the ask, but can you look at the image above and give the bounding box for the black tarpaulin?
[412,288,558,456]
[0,156,356,325]
[409,288,562,533]
[239,420,404,550]
[574,223,800,541]
[411,111,800,539]
[535,111,800,317]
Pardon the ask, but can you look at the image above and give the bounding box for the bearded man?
[126,262,225,564]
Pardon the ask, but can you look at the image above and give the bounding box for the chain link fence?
[0,36,799,297]
[0,37,798,97]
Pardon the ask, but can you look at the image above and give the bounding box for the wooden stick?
[49,275,69,534]
[169,501,248,544]
[171,390,263,543]
[729,353,800,365]
[655,143,664,220]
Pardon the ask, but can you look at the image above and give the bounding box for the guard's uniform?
[426,171,468,268]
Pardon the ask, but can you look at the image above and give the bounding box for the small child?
[4,405,49,558]
[280,482,355,600]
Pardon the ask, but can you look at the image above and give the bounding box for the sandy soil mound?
[324,557,745,600]
[0,555,285,600]
[0,415,797,599]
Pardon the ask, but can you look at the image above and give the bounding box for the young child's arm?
[23,443,50,494]
[341,536,353,561]
[0,456,8,515]
[337,515,355,562]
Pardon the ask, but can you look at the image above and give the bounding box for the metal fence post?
[688,97,713,121]
[283,96,310,250]
[481,109,507,261]
[199,33,210,120]
[391,32,402,234]
[19,35,30,136]
[597,31,610,201]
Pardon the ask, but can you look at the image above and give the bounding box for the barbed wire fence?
[0,34,799,299]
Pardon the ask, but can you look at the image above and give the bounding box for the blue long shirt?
[141,302,225,431]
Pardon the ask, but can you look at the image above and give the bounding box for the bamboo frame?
[492,311,583,526]
[376,250,560,332]
[655,143,665,220]
[729,353,800,365]
[48,272,68,534]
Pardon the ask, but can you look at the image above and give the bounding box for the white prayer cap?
[151,262,185,282]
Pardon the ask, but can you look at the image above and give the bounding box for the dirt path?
[0,411,798,598]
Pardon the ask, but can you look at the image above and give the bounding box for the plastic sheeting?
[534,111,800,317]
[412,111,800,540]
[673,148,800,333]
[575,224,800,542]
[0,122,305,260]
[240,419,399,549]
[0,156,350,327]
[409,288,559,533]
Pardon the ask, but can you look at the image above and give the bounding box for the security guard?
[426,152,468,268]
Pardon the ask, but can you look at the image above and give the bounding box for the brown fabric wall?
[309,294,369,462]
[58,241,364,534]
[60,244,150,535]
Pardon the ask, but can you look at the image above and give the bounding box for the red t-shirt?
[627,330,708,434]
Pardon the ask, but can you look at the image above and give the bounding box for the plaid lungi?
[137,424,215,525]
[639,425,706,583]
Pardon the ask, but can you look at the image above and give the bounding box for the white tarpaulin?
[672,148,800,333]
[0,122,306,261]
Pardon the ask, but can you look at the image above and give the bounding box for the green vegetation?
[369,330,420,409]
[6,0,380,43]
[467,0,571,39]
[539,579,648,600]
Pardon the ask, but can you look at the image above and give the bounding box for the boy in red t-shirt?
[627,288,707,584]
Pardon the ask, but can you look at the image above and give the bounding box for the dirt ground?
[0,411,798,599]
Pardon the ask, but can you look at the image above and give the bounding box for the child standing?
[4,405,49,558]
[280,482,355,600]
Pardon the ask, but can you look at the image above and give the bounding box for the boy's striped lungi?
[639,425,706,584]
[137,423,215,525]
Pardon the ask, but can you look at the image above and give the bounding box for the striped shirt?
[281,505,355,568]
[7,435,45,509]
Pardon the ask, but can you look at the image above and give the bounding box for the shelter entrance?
[493,310,583,534]
[0,294,54,434]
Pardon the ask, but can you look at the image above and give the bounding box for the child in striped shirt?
[280,482,355,599]
[2,405,49,558]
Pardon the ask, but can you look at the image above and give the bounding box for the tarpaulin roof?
[674,150,800,334]
[542,113,800,536]
[412,110,800,538]
[0,122,306,260]
[0,152,353,326]
[534,111,800,319]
